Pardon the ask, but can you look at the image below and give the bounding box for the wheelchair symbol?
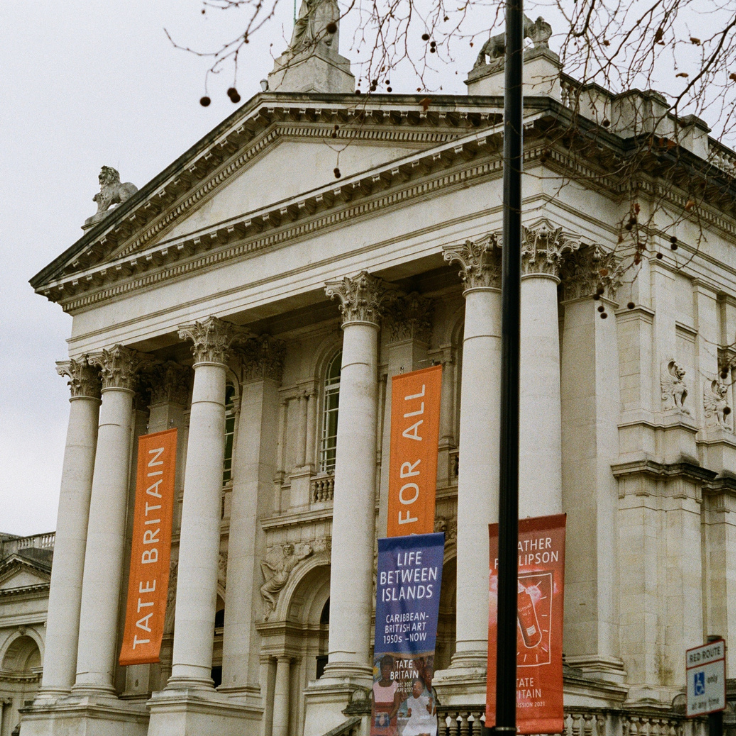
[694,672,706,696]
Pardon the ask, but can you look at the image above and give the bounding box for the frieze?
[383,292,434,343]
[57,356,101,400]
[325,271,397,327]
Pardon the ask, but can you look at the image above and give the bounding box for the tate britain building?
[13,9,736,736]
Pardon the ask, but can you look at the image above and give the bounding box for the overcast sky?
[0,0,487,536]
[0,0,724,536]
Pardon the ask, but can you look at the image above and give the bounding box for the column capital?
[56,356,101,400]
[90,345,147,392]
[383,292,434,343]
[143,361,192,406]
[178,316,242,366]
[237,335,286,383]
[521,219,580,278]
[324,271,396,328]
[443,234,501,291]
[560,244,623,302]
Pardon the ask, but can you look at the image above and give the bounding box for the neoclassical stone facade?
[19,14,736,736]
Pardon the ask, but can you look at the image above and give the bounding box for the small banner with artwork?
[372,533,445,736]
[387,365,443,537]
[119,429,177,666]
[486,514,567,735]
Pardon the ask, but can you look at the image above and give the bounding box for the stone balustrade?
[2,533,56,555]
[436,706,705,736]
[311,474,335,503]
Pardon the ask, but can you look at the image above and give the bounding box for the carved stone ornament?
[239,335,286,383]
[289,0,340,54]
[324,271,396,327]
[522,220,580,278]
[178,316,241,366]
[704,378,731,430]
[83,166,138,230]
[560,245,624,301]
[474,15,552,69]
[56,356,101,400]
[164,561,177,634]
[443,234,501,291]
[90,345,147,392]
[434,516,458,542]
[661,359,690,414]
[144,362,191,406]
[218,552,228,591]
[384,292,434,343]
[260,542,313,620]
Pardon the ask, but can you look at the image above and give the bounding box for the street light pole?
[494,0,524,731]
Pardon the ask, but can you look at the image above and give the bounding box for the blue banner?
[372,533,445,736]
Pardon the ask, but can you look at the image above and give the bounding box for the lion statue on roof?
[83,166,138,229]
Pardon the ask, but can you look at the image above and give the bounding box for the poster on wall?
[486,514,567,735]
[119,429,177,666]
[372,533,445,736]
[387,365,443,537]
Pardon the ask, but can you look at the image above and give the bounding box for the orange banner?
[486,514,567,734]
[119,429,177,666]
[387,365,442,537]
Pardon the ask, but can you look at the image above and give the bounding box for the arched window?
[319,352,342,473]
[222,384,236,485]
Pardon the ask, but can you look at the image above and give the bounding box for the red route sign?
[486,514,567,735]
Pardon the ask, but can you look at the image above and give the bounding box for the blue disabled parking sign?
[686,639,726,717]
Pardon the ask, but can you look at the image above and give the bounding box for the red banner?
[387,365,443,537]
[486,514,567,734]
[119,429,177,666]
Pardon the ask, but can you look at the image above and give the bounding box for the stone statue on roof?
[288,0,340,54]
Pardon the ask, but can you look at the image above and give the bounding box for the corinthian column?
[73,346,144,696]
[168,316,240,689]
[38,358,101,699]
[221,335,284,700]
[519,221,579,518]
[322,271,393,683]
[438,235,502,689]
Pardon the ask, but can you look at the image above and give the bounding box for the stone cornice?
[31,95,510,291]
[33,96,736,313]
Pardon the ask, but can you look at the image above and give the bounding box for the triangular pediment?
[0,555,51,591]
[31,92,506,300]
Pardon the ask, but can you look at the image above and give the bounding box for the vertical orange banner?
[387,364,443,537]
[486,514,567,734]
[119,428,177,666]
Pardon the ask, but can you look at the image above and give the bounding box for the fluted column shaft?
[169,316,238,688]
[74,346,141,695]
[323,272,390,682]
[39,359,101,698]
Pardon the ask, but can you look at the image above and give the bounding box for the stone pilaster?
[434,236,501,703]
[167,317,242,689]
[37,358,101,699]
[221,336,284,703]
[74,346,145,696]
